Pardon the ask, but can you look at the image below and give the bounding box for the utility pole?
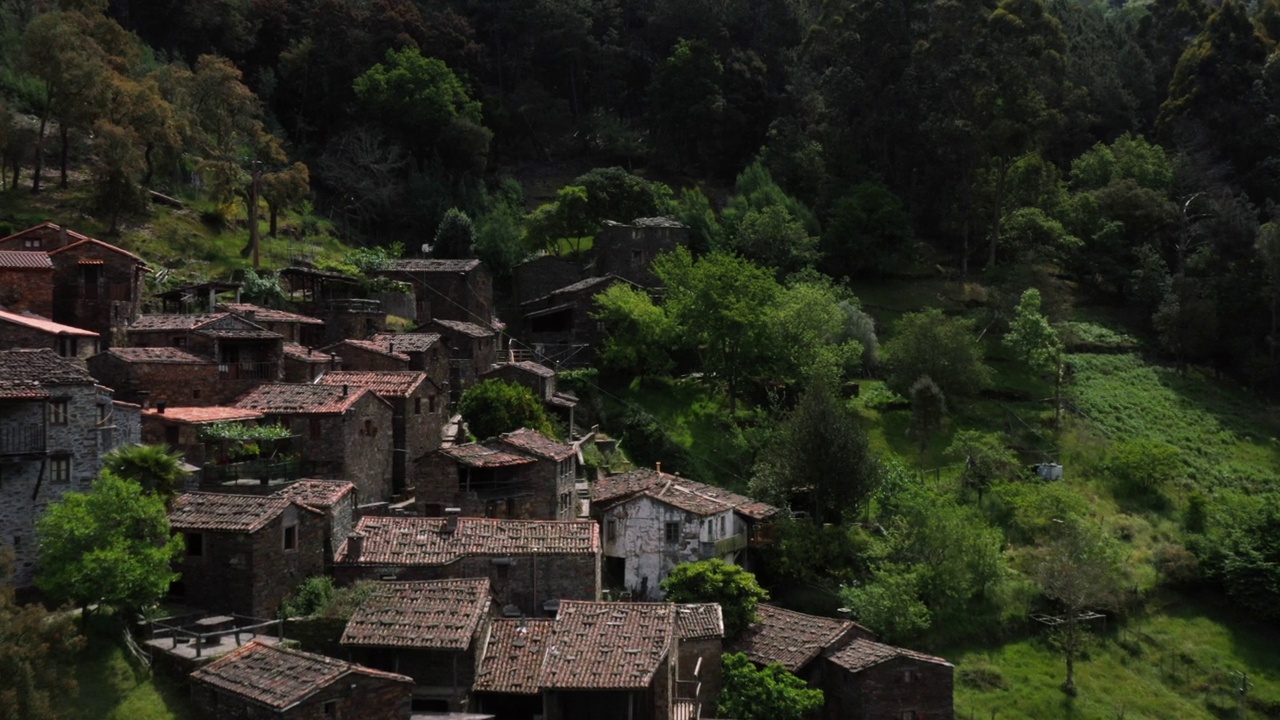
[1232,670,1250,720]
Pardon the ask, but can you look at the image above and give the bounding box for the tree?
[0,551,85,720]
[36,473,182,618]
[908,376,946,466]
[592,284,675,378]
[473,199,533,280]
[947,430,1020,503]
[883,308,993,399]
[458,379,555,440]
[1033,518,1128,695]
[1005,288,1064,421]
[820,182,915,278]
[717,652,824,720]
[259,162,311,237]
[433,208,476,258]
[88,119,145,234]
[570,167,662,226]
[524,185,594,256]
[660,559,768,639]
[102,443,187,504]
[720,204,819,276]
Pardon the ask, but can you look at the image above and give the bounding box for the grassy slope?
[60,627,191,720]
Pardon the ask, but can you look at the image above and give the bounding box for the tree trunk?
[1062,613,1077,696]
[10,151,19,190]
[988,158,1009,269]
[142,141,155,187]
[268,202,279,237]
[32,113,48,193]
[59,124,69,189]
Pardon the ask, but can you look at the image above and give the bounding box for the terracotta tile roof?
[675,604,724,641]
[168,492,295,533]
[0,221,91,246]
[381,258,482,273]
[0,250,53,269]
[497,428,574,461]
[190,640,411,710]
[322,339,410,362]
[336,516,599,566]
[0,308,98,337]
[593,468,779,520]
[49,236,149,266]
[105,347,214,364]
[341,579,491,650]
[282,343,335,362]
[317,370,428,398]
[370,332,443,353]
[438,444,536,468]
[728,604,869,673]
[273,480,356,509]
[235,383,372,415]
[219,303,324,325]
[826,638,952,673]
[541,601,673,690]
[0,349,95,394]
[474,619,555,695]
[141,406,264,424]
[129,313,225,331]
[426,319,494,338]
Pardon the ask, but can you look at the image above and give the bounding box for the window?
[664,522,680,544]
[324,700,339,718]
[49,401,68,425]
[720,516,726,534]
[606,519,617,542]
[185,533,204,557]
[559,492,571,511]
[283,523,298,551]
[50,457,71,484]
[192,389,201,399]
[57,337,76,357]
[12,535,21,549]
[23,238,41,249]
[309,418,322,439]
[173,336,186,347]
[165,425,180,446]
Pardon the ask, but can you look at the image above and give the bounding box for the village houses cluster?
[0,220,954,720]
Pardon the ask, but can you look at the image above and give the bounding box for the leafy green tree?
[1033,518,1128,696]
[592,284,675,378]
[722,161,818,236]
[473,201,533,280]
[908,376,946,465]
[717,652,824,720]
[1102,439,1181,497]
[1152,274,1219,369]
[660,559,769,639]
[1069,133,1174,194]
[1005,288,1065,420]
[840,564,933,643]
[260,162,311,237]
[1190,491,1280,620]
[883,308,993,399]
[820,181,914,278]
[767,281,863,387]
[0,551,85,720]
[433,208,476,258]
[668,186,723,255]
[88,119,146,235]
[524,185,593,255]
[719,204,819,276]
[570,167,663,226]
[459,379,555,440]
[36,473,182,618]
[948,431,1020,504]
[646,40,726,173]
[102,443,187,504]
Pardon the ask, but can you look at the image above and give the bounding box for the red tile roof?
[675,603,724,641]
[168,492,305,533]
[728,604,871,673]
[438,444,536,468]
[0,250,53,269]
[474,619,555,695]
[49,236,148,266]
[235,383,373,415]
[336,516,599,566]
[282,343,336,362]
[129,313,226,331]
[497,428,574,461]
[0,308,98,337]
[272,480,356,509]
[190,640,411,710]
[317,370,428,398]
[541,601,673,690]
[141,406,264,424]
[0,221,91,246]
[219,303,325,325]
[593,468,779,520]
[826,638,952,673]
[341,579,491,650]
[369,332,443,353]
[105,347,214,364]
[0,349,95,394]
[322,338,410,362]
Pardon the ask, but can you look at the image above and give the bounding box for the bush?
[1102,439,1181,496]
[958,661,1010,691]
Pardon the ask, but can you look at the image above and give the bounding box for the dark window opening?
[606,519,617,542]
[414,397,421,415]
[283,524,297,551]
[49,401,68,425]
[412,699,449,712]
[664,522,680,544]
[309,418,322,438]
[185,533,203,557]
[529,309,572,334]
[165,426,180,446]
[81,265,100,300]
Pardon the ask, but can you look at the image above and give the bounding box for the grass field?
[60,625,190,720]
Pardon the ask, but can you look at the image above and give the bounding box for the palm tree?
[102,444,188,504]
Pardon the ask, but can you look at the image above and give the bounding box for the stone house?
[234,383,395,502]
[368,332,448,382]
[472,617,555,718]
[729,604,875,679]
[315,371,443,497]
[371,258,494,325]
[167,492,327,618]
[517,275,641,367]
[674,603,725,713]
[417,318,496,399]
[0,307,99,359]
[333,514,600,617]
[279,265,386,345]
[318,339,411,373]
[821,639,955,720]
[591,468,779,599]
[140,405,266,468]
[414,428,578,521]
[0,250,54,317]
[88,347,223,406]
[189,639,414,720]
[281,343,340,383]
[592,218,688,288]
[340,578,495,713]
[271,480,357,566]
[0,349,140,586]
[480,362,578,430]
[0,221,91,251]
[218,302,326,347]
[126,313,284,386]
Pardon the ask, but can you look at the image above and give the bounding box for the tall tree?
[259,162,310,237]
[0,552,85,720]
[883,308,993,399]
[1005,287,1065,420]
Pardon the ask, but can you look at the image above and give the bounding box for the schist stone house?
[414,428,578,520]
[333,514,600,617]
[168,492,326,618]
[591,467,779,599]
[140,405,265,471]
[0,349,140,586]
[592,217,688,288]
[472,617,555,718]
[368,332,449,380]
[517,275,640,367]
[340,578,494,713]
[281,343,340,382]
[371,258,494,325]
[320,339,412,373]
[190,640,414,720]
[0,307,100,359]
[126,313,285,395]
[217,302,326,346]
[416,318,497,398]
[0,250,54,317]
[88,347,222,406]
[271,480,357,567]
[315,371,443,496]
[234,383,394,502]
[0,222,150,346]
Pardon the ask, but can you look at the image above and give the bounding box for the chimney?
[342,384,349,397]
[655,461,661,474]
[836,607,852,620]
[346,533,364,561]
[156,401,167,414]
[442,507,461,534]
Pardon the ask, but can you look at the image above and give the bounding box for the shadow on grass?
[61,614,193,720]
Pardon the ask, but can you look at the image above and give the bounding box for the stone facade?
[281,344,340,382]
[0,309,99,359]
[49,238,148,347]
[592,218,688,288]
[414,431,577,521]
[820,641,955,720]
[372,259,494,325]
[0,253,54,317]
[88,348,224,406]
[319,339,410,372]
[419,319,497,399]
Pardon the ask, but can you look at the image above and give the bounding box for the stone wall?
[50,242,144,346]
[271,393,394,502]
[0,267,54,317]
[822,655,954,720]
[0,321,97,358]
[677,636,722,714]
[514,256,581,304]
[412,453,568,520]
[593,222,688,288]
[600,497,725,599]
[87,353,223,406]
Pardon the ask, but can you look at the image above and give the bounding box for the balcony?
[0,424,46,456]
[201,457,301,486]
[700,532,747,560]
[218,362,279,381]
